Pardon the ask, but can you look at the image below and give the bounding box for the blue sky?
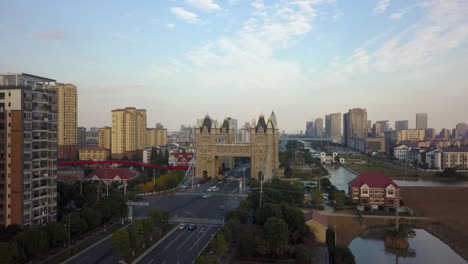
[1,0,467,132]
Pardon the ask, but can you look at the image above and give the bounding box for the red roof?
[85,168,136,180]
[349,172,399,189]
[170,152,194,162]
[304,210,327,228]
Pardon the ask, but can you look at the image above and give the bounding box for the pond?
[349,228,467,264]
[323,164,468,194]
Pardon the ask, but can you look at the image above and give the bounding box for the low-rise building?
[79,147,110,161]
[349,172,400,210]
[366,137,385,153]
[393,145,409,160]
[168,152,194,167]
[441,146,468,170]
[84,168,137,185]
[304,210,327,244]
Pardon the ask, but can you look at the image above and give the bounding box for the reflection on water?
[323,164,468,194]
[349,229,467,264]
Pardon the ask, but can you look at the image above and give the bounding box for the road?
[66,179,244,264]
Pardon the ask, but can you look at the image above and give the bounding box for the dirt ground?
[400,186,468,261]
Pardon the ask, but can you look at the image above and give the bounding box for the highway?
[66,179,245,264]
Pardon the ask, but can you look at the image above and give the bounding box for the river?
[323,164,468,194]
[349,228,467,264]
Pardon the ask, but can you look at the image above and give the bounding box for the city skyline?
[1,0,468,132]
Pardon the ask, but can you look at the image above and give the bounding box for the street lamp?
[67,208,82,256]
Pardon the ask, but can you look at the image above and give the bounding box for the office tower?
[325,113,342,140]
[89,127,99,133]
[456,123,468,138]
[367,120,372,133]
[98,126,112,149]
[226,117,238,130]
[375,120,390,133]
[77,127,87,148]
[86,128,99,146]
[395,120,408,131]
[314,118,323,137]
[0,73,57,226]
[416,113,428,129]
[147,128,168,147]
[344,108,367,150]
[111,107,147,159]
[51,83,77,160]
[305,121,314,137]
[373,123,381,137]
[440,129,450,140]
[343,113,349,146]
[425,128,436,139]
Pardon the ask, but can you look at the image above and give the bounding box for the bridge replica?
[193,112,281,184]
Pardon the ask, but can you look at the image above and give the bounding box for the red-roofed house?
[84,168,137,185]
[349,172,400,210]
[168,152,194,167]
[304,210,328,244]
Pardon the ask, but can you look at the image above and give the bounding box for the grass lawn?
[346,159,418,178]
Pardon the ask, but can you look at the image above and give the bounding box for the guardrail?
[137,188,177,197]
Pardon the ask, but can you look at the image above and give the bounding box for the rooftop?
[85,168,136,180]
[349,172,399,189]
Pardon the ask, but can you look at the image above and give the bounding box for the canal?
[349,228,467,264]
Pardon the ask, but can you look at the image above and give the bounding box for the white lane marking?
[176,228,198,251]
[163,229,187,250]
[147,260,154,264]
[188,225,214,252]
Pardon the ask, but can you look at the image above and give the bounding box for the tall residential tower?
[52,83,77,160]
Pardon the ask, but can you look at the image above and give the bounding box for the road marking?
[176,228,197,251]
[163,229,187,250]
[147,260,154,264]
[161,260,166,264]
[188,226,214,252]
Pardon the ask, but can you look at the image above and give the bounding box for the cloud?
[373,0,390,15]
[170,7,199,23]
[389,8,407,20]
[185,0,221,12]
[166,23,176,28]
[31,31,66,41]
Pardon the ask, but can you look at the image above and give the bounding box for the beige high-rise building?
[395,129,425,143]
[344,108,367,151]
[325,113,341,140]
[416,113,428,130]
[147,128,167,147]
[111,107,147,159]
[98,127,112,149]
[51,83,77,160]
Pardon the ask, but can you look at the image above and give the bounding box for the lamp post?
[67,208,82,256]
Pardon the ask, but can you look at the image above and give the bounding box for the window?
[387,189,394,195]
[361,189,369,195]
[353,189,359,194]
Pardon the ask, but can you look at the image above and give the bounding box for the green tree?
[67,213,88,237]
[128,224,144,255]
[81,208,102,229]
[194,255,221,264]
[334,246,356,264]
[239,237,256,256]
[255,203,283,225]
[0,241,23,264]
[332,190,347,208]
[312,187,324,205]
[16,229,49,257]
[281,205,308,241]
[255,235,270,256]
[45,222,67,248]
[211,234,228,255]
[83,183,98,205]
[111,229,131,261]
[263,217,289,256]
[141,218,155,241]
[149,210,169,230]
[295,244,312,260]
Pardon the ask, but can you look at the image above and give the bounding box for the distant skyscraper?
[456,123,468,138]
[375,120,390,133]
[98,127,112,149]
[0,73,58,226]
[344,108,367,150]
[52,83,78,160]
[425,128,436,139]
[367,120,372,133]
[314,118,324,137]
[77,127,87,148]
[147,128,167,147]
[373,123,381,137]
[155,123,164,129]
[111,107,147,159]
[416,113,428,129]
[226,117,238,130]
[325,113,341,140]
[440,129,450,140]
[305,121,314,137]
[86,129,99,146]
[395,120,409,131]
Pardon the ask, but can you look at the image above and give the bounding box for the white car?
[207,187,213,192]
[202,195,211,199]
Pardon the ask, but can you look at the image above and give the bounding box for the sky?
[1,0,467,132]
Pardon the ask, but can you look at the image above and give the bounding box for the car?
[206,187,213,192]
[178,223,186,230]
[202,194,211,199]
[188,224,197,231]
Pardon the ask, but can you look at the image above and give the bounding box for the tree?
[111,229,131,261]
[334,246,356,264]
[194,255,221,264]
[263,217,289,256]
[312,188,324,205]
[128,224,144,255]
[255,203,283,225]
[281,205,308,241]
[0,241,23,264]
[67,213,88,237]
[295,244,312,260]
[16,229,49,257]
[149,210,169,230]
[141,218,155,241]
[332,190,347,208]
[211,234,228,255]
[81,208,102,229]
[255,235,270,256]
[45,222,67,248]
[83,183,98,205]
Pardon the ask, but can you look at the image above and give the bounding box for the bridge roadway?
[65,180,244,264]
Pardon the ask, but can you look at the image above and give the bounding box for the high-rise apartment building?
[0,73,58,226]
[305,121,314,137]
[98,127,112,149]
[456,123,468,138]
[373,123,381,137]
[51,83,77,160]
[440,129,450,140]
[394,129,425,143]
[416,113,428,130]
[226,117,238,130]
[147,128,168,147]
[111,107,147,159]
[325,113,341,140]
[375,120,390,133]
[344,108,367,151]
[314,118,323,138]
[395,120,408,131]
[77,127,86,148]
[425,128,436,139]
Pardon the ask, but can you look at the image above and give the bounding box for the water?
[349,229,467,264]
[323,164,468,194]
